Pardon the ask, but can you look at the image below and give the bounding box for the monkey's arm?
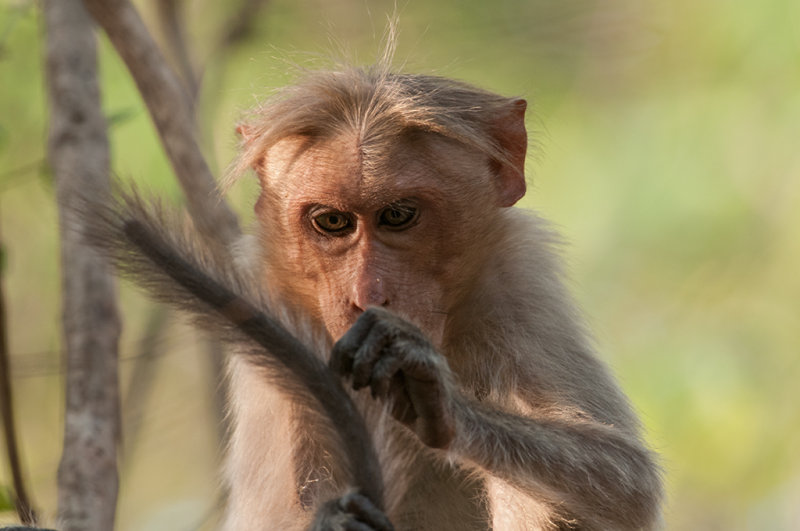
[332,307,662,530]
[451,398,662,530]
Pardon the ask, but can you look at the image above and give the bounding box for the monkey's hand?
[330,307,456,449]
[309,491,394,531]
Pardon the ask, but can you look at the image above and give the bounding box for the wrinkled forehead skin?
[259,130,496,216]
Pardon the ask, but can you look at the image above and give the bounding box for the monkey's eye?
[378,202,418,230]
[313,211,353,234]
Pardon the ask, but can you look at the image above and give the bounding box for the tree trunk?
[43,1,121,530]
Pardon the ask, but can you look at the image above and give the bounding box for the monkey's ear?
[491,98,528,207]
[236,123,268,180]
[236,123,255,144]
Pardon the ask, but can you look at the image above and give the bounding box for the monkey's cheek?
[322,314,357,344]
[416,311,447,348]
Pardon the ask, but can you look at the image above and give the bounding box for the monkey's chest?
[391,452,490,531]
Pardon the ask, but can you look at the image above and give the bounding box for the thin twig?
[0,223,37,525]
[120,305,170,462]
[192,0,270,94]
[219,0,270,49]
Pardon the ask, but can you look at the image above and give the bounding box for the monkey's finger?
[351,326,392,390]
[370,355,403,399]
[340,491,395,531]
[329,343,354,376]
[330,333,363,376]
[342,522,375,531]
[407,377,455,449]
[330,311,379,374]
[389,373,417,426]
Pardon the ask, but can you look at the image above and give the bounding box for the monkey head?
[251,127,522,347]
[234,71,527,347]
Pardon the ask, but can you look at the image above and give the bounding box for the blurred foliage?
[0,0,798,529]
[0,487,11,512]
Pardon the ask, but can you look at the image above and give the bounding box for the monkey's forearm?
[451,398,662,529]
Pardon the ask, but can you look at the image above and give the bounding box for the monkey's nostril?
[352,278,388,311]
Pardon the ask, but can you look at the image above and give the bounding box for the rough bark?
[81,0,241,253]
[43,1,121,530]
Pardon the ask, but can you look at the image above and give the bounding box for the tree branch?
[44,1,121,530]
[81,0,241,253]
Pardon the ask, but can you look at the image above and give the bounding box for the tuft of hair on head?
[224,33,523,191]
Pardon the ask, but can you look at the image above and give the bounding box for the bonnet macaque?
[220,65,663,530]
[98,63,662,530]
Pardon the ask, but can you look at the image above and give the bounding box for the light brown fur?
[223,63,662,530]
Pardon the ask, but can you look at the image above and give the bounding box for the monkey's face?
[255,132,503,347]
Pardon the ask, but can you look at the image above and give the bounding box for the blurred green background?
[1,0,799,529]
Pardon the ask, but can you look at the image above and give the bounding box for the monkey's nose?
[352,277,388,311]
